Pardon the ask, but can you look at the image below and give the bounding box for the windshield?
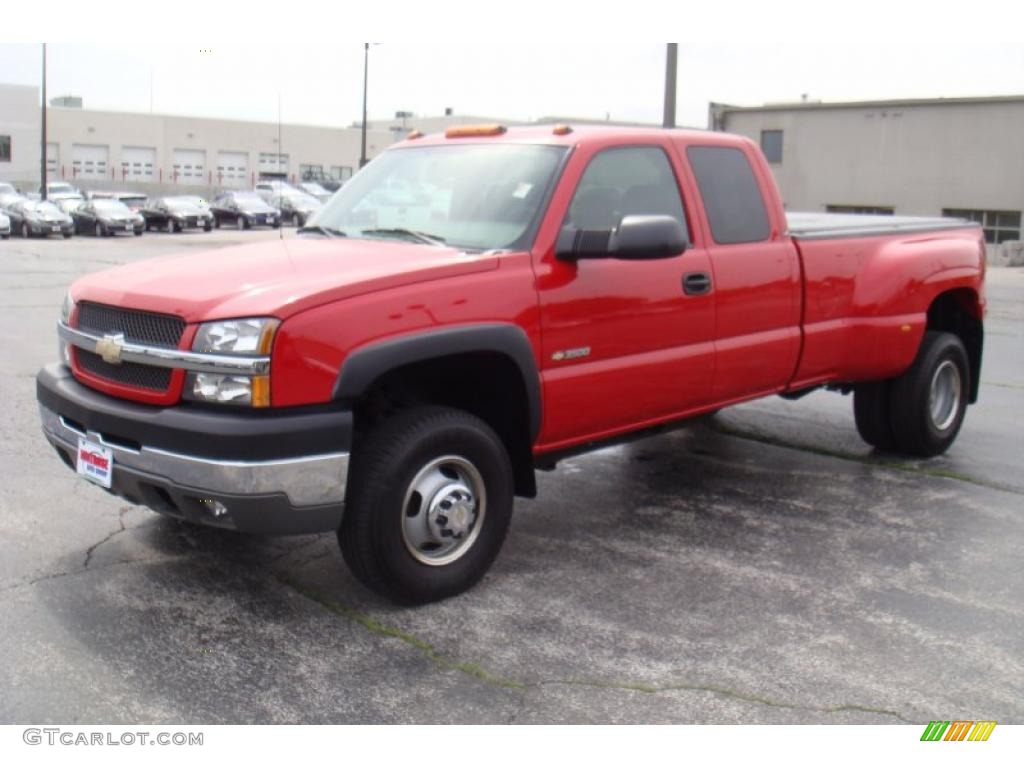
[283,192,321,208]
[48,183,74,193]
[311,144,567,251]
[166,198,201,212]
[94,200,132,214]
[29,201,62,216]
[234,193,268,208]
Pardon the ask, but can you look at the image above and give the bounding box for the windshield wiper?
[359,228,446,245]
[297,225,347,238]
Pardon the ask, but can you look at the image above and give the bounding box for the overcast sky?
[1,43,1023,129]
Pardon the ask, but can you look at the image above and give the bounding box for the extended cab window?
[687,146,770,245]
[567,147,687,233]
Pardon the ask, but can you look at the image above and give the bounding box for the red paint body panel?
[63,126,986,458]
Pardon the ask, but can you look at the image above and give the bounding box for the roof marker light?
[444,124,507,138]
[407,130,424,140]
[552,124,573,135]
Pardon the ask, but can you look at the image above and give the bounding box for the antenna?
[278,92,283,241]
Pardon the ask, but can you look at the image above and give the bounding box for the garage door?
[121,146,156,182]
[172,149,206,186]
[216,151,248,187]
[72,144,109,180]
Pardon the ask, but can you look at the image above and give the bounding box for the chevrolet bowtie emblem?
[95,333,125,365]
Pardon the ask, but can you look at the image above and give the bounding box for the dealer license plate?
[76,437,113,489]
[51,225,60,233]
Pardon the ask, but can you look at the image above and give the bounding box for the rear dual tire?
[339,406,514,605]
[854,331,969,457]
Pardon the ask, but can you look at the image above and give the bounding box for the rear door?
[682,143,802,402]
[534,141,716,450]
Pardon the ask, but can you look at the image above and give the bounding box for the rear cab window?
[686,146,770,245]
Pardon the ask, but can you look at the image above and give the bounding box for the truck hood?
[70,237,500,323]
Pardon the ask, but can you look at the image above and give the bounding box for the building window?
[760,130,783,164]
[826,205,895,215]
[332,165,354,181]
[0,135,10,162]
[942,208,1021,244]
[300,164,324,180]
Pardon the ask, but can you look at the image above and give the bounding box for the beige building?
[0,82,396,196]
[710,95,1024,246]
[0,84,42,184]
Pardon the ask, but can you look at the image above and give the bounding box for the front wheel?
[236,215,246,231]
[888,331,970,457]
[339,406,514,605]
[95,222,104,238]
[21,222,30,238]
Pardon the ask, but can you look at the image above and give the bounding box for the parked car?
[42,181,80,197]
[142,196,214,233]
[298,181,333,203]
[72,199,144,237]
[270,191,323,227]
[0,182,19,196]
[0,191,27,209]
[85,190,148,212]
[36,125,987,605]
[6,199,74,238]
[0,211,9,239]
[53,195,86,216]
[211,191,280,229]
[175,195,213,215]
[254,180,299,202]
[300,168,342,192]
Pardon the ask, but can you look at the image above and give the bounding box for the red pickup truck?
[37,124,986,604]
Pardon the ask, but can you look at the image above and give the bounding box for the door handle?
[683,272,712,296]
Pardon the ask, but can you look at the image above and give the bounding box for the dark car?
[142,196,215,233]
[72,199,145,237]
[4,199,74,238]
[211,191,281,230]
[270,191,323,227]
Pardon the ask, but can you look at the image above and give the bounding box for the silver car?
[271,191,323,227]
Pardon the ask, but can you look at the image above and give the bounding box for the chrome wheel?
[236,215,245,231]
[95,222,103,237]
[401,455,486,567]
[929,359,962,431]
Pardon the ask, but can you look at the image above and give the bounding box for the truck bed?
[786,212,976,241]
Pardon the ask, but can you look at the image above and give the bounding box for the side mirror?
[556,215,688,261]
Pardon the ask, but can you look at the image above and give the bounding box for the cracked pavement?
[1,231,1022,724]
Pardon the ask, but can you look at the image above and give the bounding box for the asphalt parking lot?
[1,229,1022,724]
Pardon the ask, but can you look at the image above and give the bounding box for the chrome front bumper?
[40,403,349,509]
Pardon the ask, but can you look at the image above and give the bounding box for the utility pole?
[360,43,369,168]
[41,43,47,199]
[663,43,678,129]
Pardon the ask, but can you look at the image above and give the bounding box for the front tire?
[339,406,514,605]
[888,331,970,457]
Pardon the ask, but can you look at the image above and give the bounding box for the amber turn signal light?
[445,124,507,138]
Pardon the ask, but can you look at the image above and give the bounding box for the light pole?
[359,43,369,168]
[40,43,47,199]
[663,43,678,129]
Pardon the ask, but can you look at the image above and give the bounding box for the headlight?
[60,291,75,325]
[59,291,75,365]
[188,318,279,407]
[192,318,279,355]
[186,373,269,406]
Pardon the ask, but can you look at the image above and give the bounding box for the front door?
[534,143,717,451]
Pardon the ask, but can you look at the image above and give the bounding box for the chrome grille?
[77,302,185,349]
[76,350,173,391]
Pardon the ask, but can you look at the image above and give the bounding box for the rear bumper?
[36,363,351,534]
